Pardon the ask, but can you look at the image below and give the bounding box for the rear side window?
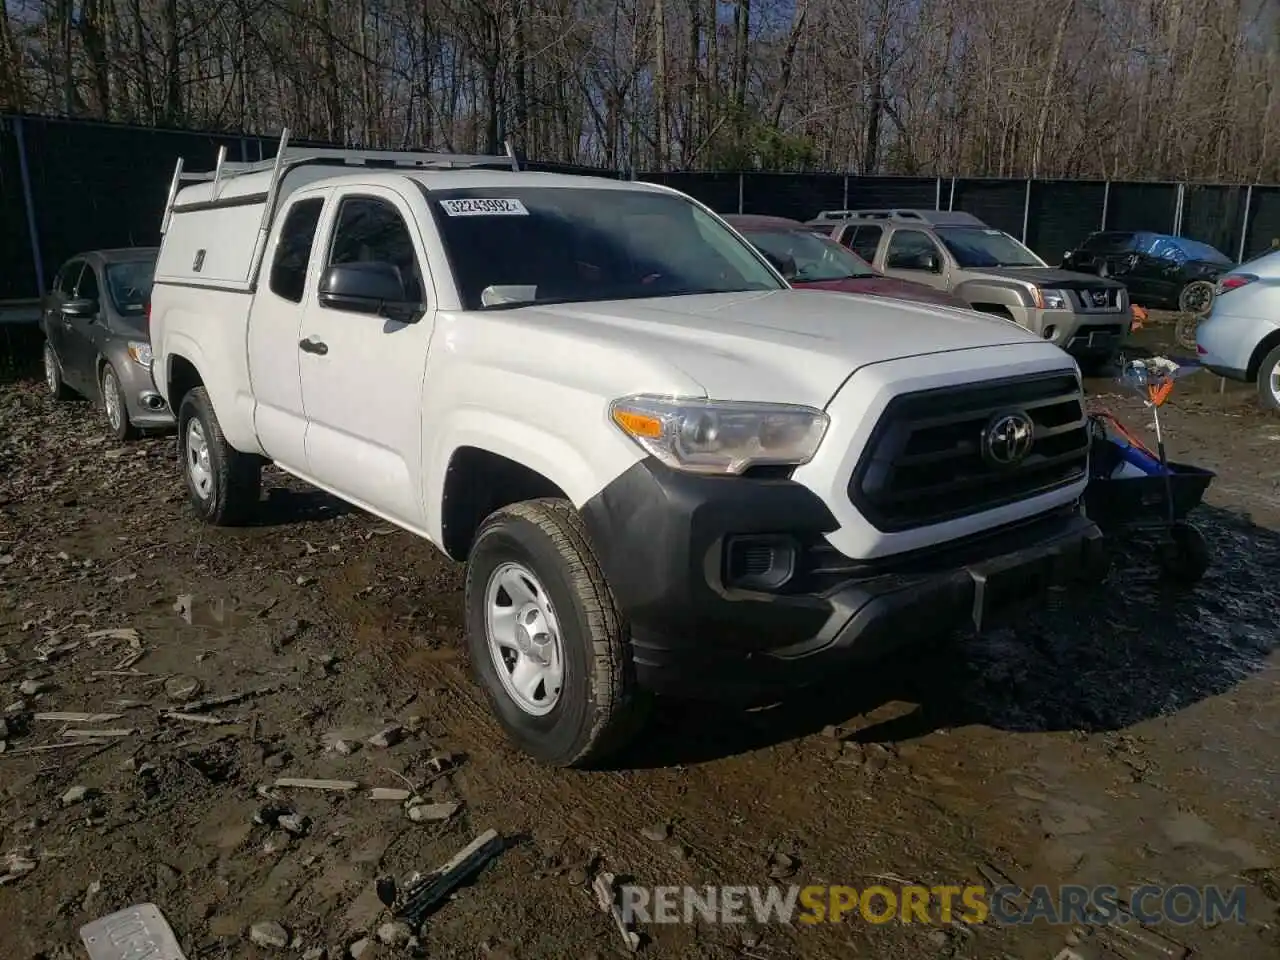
[269,198,325,303]
[848,225,883,262]
[1082,232,1135,254]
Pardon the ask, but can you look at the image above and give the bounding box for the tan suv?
[809,209,1130,370]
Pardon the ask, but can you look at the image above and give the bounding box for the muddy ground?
[1,317,1277,960]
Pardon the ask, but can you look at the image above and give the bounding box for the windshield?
[428,187,784,309]
[934,227,1045,268]
[105,259,156,314]
[741,228,877,281]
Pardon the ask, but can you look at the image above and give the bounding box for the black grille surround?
[848,372,1089,533]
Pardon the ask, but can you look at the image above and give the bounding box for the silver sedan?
[1195,247,1280,412]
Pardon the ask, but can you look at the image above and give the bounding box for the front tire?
[43,342,75,401]
[176,386,262,526]
[464,498,649,768]
[101,363,140,442]
[1256,344,1280,413]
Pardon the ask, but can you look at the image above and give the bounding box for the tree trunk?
[654,0,668,167]
[1029,0,1076,178]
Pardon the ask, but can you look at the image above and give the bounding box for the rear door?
[247,191,329,472]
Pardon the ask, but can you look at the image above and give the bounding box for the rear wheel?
[101,363,140,442]
[177,386,262,525]
[1178,280,1215,318]
[43,342,75,401]
[1257,344,1280,413]
[464,498,649,768]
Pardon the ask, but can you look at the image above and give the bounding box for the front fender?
[424,407,642,545]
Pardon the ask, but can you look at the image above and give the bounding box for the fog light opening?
[724,535,798,591]
[1043,324,1056,339]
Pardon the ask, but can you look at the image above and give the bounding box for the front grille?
[1076,287,1122,312]
[849,373,1089,532]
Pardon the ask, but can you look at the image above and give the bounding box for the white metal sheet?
[80,903,188,960]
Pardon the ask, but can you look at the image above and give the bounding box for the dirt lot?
[1,318,1278,959]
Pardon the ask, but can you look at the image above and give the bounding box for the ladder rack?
[158,129,522,294]
[160,129,520,232]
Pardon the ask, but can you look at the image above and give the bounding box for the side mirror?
[318,262,420,322]
[61,297,97,319]
[921,253,941,273]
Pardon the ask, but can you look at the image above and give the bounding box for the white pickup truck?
[148,135,1101,767]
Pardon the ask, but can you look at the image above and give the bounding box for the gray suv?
[810,210,1130,369]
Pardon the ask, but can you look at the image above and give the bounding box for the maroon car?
[725,214,969,309]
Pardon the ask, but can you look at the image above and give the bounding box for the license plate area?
[81,903,187,960]
[969,553,1056,632]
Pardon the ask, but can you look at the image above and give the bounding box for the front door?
[297,188,436,529]
[44,260,84,388]
[66,263,106,382]
[247,192,329,472]
[881,228,951,290]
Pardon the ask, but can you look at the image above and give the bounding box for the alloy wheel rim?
[185,419,214,500]
[484,561,565,716]
[103,371,122,431]
[44,346,57,394]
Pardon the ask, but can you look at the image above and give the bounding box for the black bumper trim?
[580,459,1101,701]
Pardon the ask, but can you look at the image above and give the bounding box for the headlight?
[1033,288,1069,310]
[126,341,153,366]
[609,395,829,475]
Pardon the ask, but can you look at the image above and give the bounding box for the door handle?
[298,337,328,356]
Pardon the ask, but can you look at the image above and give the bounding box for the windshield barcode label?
[439,198,529,217]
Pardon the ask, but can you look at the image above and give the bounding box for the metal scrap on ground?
[396,828,506,927]
[81,903,188,960]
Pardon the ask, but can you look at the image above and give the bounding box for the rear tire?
[176,386,261,526]
[101,362,140,442]
[1178,280,1215,318]
[464,498,649,768]
[1256,344,1280,413]
[43,342,75,401]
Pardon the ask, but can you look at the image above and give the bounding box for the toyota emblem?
[981,411,1035,466]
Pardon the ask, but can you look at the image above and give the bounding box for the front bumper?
[116,358,175,428]
[1031,307,1127,356]
[580,459,1101,700]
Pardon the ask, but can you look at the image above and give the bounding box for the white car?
[147,134,1101,767]
[1195,248,1280,411]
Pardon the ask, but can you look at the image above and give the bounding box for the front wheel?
[101,363,140,442]
[176,386,262,526]
[464,498,649,768]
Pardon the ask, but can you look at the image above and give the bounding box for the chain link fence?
[4,114,1280,303]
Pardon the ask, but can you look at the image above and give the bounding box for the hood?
[795,276,970,309]
[517,289,1054,408]
[969,266,1127,290]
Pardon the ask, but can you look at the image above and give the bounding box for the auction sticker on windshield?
[439,198,529,217]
